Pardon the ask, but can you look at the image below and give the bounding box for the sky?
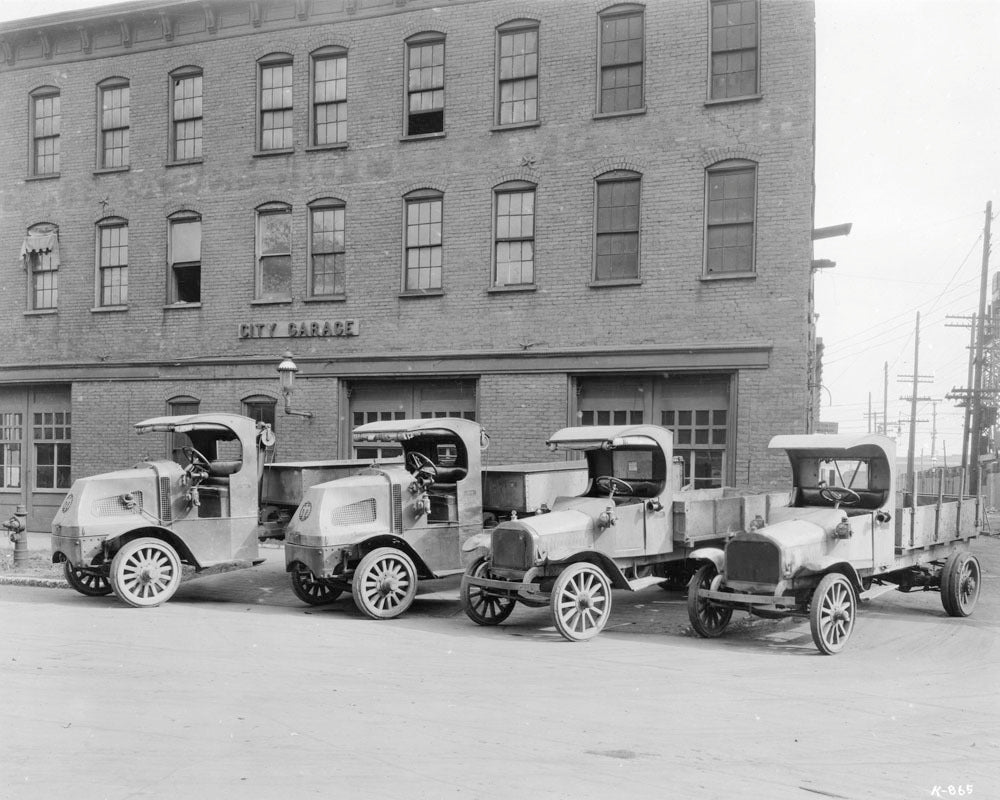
[1,0,998,469]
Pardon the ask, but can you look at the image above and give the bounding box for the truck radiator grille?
[726,539,780,584]
[391,485,403,534]
[491,527,534,571]
[159,477,172,522]
[331,498,377,526]
[92,492,144,517]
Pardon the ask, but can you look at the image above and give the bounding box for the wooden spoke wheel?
[351,547,418,620]
[64,562,113,596]
[110,537,182,608]
[809,573,856,655]
[461,557,516,626]
[686,563,733,638]
[290,566,343,606]
[941,552,981,617]
[550,563,612,641]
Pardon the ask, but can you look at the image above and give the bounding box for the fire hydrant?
[3,505,28,568]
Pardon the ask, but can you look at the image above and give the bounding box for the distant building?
[816,421,840,435]
[0,0,818,527]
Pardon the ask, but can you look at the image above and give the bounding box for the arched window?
[495,20,538,126]
[258,53,293,151]
[709,0,759,100]
[95,216,129,307]
[255,202,292,301]
[403,189,443,291]
[493,181,536,287]
[168,210,202,304]
[97,77,130,168]
[311,46,347,146]
[594,170,641,282]
[404,32,445,136]
[169,66,203,162]
[597,5,644,114]
[242,395,277,434]
[308,197,346,297]
[705,160,756,275]
[29,86,60,176]
[166,396,199,463]
[23,222,59,310]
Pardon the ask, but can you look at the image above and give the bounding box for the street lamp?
[277,351,313,419]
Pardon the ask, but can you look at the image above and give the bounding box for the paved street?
[1,538,998,800]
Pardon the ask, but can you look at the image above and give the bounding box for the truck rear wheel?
[461,557,516,626]
[352,547,417,620]
[686,563,732,638]
[64,562,113,596]
[290,566,342,606]
[110,537,182,608]
[550,563,612,641]
[809,573,856,655]
[940,552,981,617]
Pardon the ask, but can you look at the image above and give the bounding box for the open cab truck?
[282,418,587,619]
[459,424,788,641]
[50,414,380,607]
[686,434,983,654]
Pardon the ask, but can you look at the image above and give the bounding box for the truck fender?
[355,535,436,580]
[807,561,863,595]
[689,547,726,572]
[462,531,492,554]
[108,527,200,569]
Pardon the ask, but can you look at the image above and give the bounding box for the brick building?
[0,0,819,528]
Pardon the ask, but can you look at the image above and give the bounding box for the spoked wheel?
[64,562,113,596]
[110,537,182,608]
[290,566,343,606]
[351,547,418,620]
[461,556,516,626]
[940,552,981,617]
[550,563,612,641]
[809,573,856,655]
[686,563,733,638]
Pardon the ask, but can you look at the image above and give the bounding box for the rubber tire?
[809,573,856,655]
[64,562,113,596]
[686,563,733,638]
[461,556,516,626]
[940,552,981,617]
[351,547,418,620]
[290,566,343,606]
[550,563,612,642]
[110,537,182,608]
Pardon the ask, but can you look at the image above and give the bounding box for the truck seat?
[431,466,467,484]
[202,460,242,487]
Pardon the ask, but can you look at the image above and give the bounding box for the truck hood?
[53,462,177,527]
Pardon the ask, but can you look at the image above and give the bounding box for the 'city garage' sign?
[238,320,360,339]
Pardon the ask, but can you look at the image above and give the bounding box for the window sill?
[94,166,129,175]
[251,298,293,306]
[399,289,444,299]
[399,132,446,143]
[26,173,60,182]
[24,308,57,316]
[487,284,537,294]
[704,94,762,107]
[34,487,72,494]
[306,143,349,153]
[163,302,202,310]
[700,271,757,282]
[165,158,203,168]
[490,121,541,133]
[91,305,128,313]
[303,294,347,303]
[253,148,294,158]
[593,107,646,121]
[588,278,642,288]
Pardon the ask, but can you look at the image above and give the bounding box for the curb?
[0,575,69,589]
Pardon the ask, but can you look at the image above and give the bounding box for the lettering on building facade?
[237,320,360,339]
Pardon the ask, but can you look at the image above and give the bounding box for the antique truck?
[459,423,783,641]
[282,417,587,619]
[686,434,982,654]
[50,413,376,607]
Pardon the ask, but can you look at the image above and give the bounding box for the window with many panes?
[0,413,22,489]
[404,191,443,291]
[259,54,293,151]
[309,199,346,297]
[256,203,292,301]
[312,47,347,146]
[594,170,640,282]
[167,396,199,463]
[168,211,201,304]
[353,410,406,460]
[98,78,130,169]
[598,5,644,114]
[661,408,727,489]
[710,0,758,100]
[34,411,71,490]
[170,67,203,161]
[23,223,59,310]
[30,87,60,176]
[405,33,445,136]
[96,217,128,307]
[494,183,535,287]
[705,160,756,275]
[579,408,643,426]
[496,21,538,126]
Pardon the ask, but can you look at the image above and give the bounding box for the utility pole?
[906,313,920,493]
[883,361,889,436]
[970,201,993,491]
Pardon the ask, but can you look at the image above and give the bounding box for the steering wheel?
[819,485,861,507]
[406,451,438,482]
[596,475,635,497]
[181,446,211,480]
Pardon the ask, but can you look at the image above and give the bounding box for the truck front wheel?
[110,537,182,608]
[686,563,732,638]
[352,547,418,620]
[809,573,856,655]
[550,563,612,641]
[461,557,516,626]
[940,552,981,617]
